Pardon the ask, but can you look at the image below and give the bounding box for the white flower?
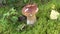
[50,10,60,19]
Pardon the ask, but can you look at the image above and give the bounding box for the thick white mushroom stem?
[27,15,36,25]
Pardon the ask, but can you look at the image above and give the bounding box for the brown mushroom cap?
[22,4,38,17]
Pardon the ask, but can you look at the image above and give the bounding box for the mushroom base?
[27,15,36,25]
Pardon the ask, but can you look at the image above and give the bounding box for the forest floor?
[0,0,60,34]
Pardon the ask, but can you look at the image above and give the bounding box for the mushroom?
[22,4,38,25]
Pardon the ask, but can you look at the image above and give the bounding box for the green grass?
[0,0,60,34]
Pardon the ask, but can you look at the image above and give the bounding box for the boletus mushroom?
[22,4,38,25]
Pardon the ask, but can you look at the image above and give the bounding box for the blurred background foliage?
[0,0,60,34]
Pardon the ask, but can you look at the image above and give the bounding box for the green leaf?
[10,16,18,23]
